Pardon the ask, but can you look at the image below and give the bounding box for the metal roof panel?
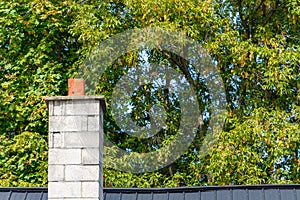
[121,193,137,200]
[1,184,300,200]
[137,193,153,200]
[169,192,184,200]
[185,191,200,200]
[0,191,11,200]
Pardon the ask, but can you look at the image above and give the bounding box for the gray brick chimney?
[44,96,105,200]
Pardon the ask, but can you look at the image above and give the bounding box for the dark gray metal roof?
[104,185,300,200]
[0,188,47,200]
[1,184,300,200]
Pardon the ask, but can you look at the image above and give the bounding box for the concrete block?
[53,100,65,116]
[66,100,100,115]
[65,166,99,181]
[46,97,105,200]
[88,116,100,131]
[82,182,99,198]
[82,148,99,164]
[49,199,99,200]
[48,165,64,181]
[53,132,63,148]
[49,132,53,148]
[47,101,54,116]
[64,132,99,148]
[49,149,81,165]
[48,182,81,198]
[49,116,88,132]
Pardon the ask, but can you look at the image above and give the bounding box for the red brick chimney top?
[68,78,85,96]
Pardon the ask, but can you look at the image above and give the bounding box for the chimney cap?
[43,95,106,112]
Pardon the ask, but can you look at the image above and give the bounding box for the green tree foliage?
[206,108,300,185]
[0,0,299,186]
[205,0,300,184]
[0,0,80,134]
[71,0,300,186]
[0,132,48,186]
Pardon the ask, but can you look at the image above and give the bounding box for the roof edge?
[1,184,300,194]
[0,187,47,192]
[104,184,300,193]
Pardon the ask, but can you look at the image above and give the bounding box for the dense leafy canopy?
[0,0,79,134]
[0,0,299,186]
[0,132,47,186]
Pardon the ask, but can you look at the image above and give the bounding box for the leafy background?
[0,0,299,186]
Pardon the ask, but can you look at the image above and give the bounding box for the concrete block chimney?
[44,80,105,200]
